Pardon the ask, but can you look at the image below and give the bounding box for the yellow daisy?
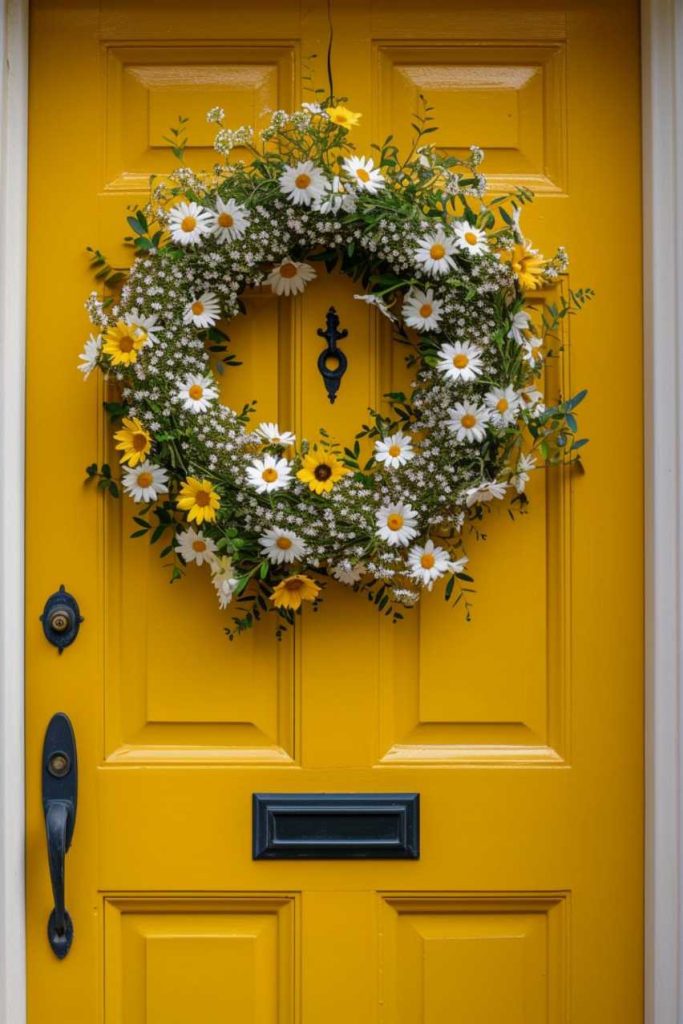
[114,417,152,467]
[176,477,221,524]
[270,574,321,610]
[327,105,362,129]
[296,451,349,495]
[500,243,546,290]
[102,320,148,366]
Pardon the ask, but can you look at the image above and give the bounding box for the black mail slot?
[252,793,419,859]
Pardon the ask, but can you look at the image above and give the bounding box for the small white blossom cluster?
[79,102,584,635]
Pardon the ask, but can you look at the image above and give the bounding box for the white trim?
[0,0,27,1022]
[0,1,678,1021]
[643,0,683,1021]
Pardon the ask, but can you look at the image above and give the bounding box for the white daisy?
[407,539,452,589]
[122,461,169,503]
[402,288,443,332]
[278,160,327,206]
[375,503,419,547]
[183,291,221,329]
[175,527,217,566]
[414,227,457,277]
[507,309,532,345]
[245,454,292,493]
[510,453,537,493]
[211,197,250,242]
[374,432,415,469]
[176,373,218,414]
[167,201,213,246]
[330,561,366,585]
[125,311,162,344]
[313,175,356,214]
[484,386,520,427]
[354,293,397,322]
[258,527,307,565]
[436,341,484,383]
[211,555,238,610]
[447,402,490,443]
[449,553,470,575]
[463,479,508,507]
[256,422,296,447]
[342,155,385,194]
[522,334,543,366]
[78,334,101,379]
[520,385,546,417]
[266,259,316,297]
[453,221,489,256]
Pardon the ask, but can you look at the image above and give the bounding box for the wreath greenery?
[79,97,590,638]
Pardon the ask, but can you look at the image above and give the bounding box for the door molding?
[0,0,27,1021]
[0,1,676,1020]
[642,0,683,1019]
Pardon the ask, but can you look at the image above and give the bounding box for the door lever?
[42,713,77,959]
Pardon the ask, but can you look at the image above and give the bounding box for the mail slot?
[252,793,420,860]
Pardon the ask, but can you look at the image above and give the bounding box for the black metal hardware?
[253,793,419,860]
[42,713,78,959]
[317,306,348,404]
[40,585,83,653]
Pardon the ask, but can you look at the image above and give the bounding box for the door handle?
[42,713,77,959]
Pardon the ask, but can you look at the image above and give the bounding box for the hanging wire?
[326,0,335,104]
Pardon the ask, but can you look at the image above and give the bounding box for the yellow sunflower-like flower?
[271,574,321,610]
[500,242,546,290]
[102,320,148,366]
[296,451,349,495]
[114,417,152,467]
[176,477,221,525]
[327,105,361,129]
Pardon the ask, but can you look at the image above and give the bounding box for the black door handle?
[42,713,77,959]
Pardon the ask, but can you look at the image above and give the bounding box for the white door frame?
[0,1,678,1020]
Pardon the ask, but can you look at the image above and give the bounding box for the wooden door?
[26,1,643,1020]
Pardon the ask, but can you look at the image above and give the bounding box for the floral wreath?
[79,98,589,638]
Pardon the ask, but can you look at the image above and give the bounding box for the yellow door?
[26,1,643,1020]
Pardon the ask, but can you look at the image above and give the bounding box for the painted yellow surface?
[26,1,643,1020]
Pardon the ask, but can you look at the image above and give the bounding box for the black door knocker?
[317,306,348,404]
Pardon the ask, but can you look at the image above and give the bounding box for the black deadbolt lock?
[40,586,83,653]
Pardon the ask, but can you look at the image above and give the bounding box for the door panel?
[26,1,643,1021]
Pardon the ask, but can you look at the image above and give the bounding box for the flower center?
[262,468,278,482]
[461,414,477,429]
[453,354,469,369]
[192,539,207,552]
[218,212,234,228]
[295,173,312,189]
[430,243,446,260]
[387,513,404,531]
[284,578,304,591]
[191,301,204,316]
[132,432,148,451]
[388,444,402,457]
[279,262,298,278]
[195,489,210,507]
[276,536,293,550]
[419,303,433,318]
[188,384,204,400]
[118,335,135,352]
[420,553,436,569]
[181,215,197,233]
[496,398,509,412]
[137,472,153,488]
[314,464,332,481]
[356,168,370,182]
[464,231,478,245]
